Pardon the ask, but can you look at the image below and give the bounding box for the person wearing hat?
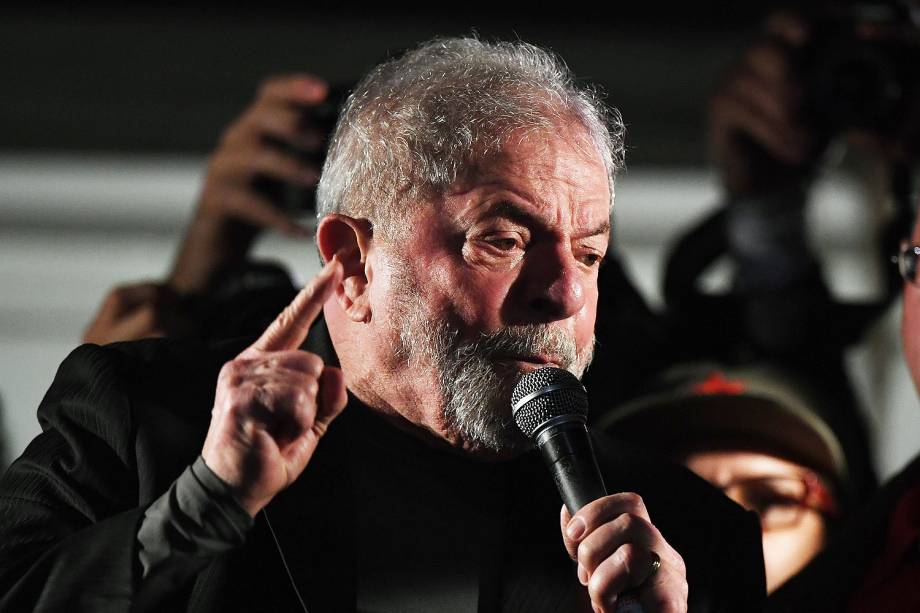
[598,361,855,593]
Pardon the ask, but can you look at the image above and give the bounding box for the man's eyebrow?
[478,200,544,227]
[574,219,611,239]
[478,200,611,238]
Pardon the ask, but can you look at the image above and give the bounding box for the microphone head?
[512,366,589,439]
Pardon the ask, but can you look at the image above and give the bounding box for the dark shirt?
[847,483,920,612]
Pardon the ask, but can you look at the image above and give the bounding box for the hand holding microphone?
[513,368,688,613]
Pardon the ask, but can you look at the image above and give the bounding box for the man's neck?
[345,378,524,462]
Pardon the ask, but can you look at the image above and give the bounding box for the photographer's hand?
[82,282,172,344]
[709,14,819,198]
[82,281,202,345]
[169,74,331,295]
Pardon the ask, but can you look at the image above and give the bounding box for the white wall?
[1,154,917,479]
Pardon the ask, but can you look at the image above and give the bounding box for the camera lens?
[809,40,903,133]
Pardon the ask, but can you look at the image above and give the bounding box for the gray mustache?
[447,325,578,372]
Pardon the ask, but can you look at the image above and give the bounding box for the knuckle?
[615,543,635,575]
[275,307,296,332]
[224,188,254,214]
[654,596,686,613]
[623,511,652,535]
[302,376,320,398]
[577,540,600,567]
[256,75,280,97]
[135,303,158,323]
[586,576,604,604]
[587,572,614,605]
[672,550,687,576]
[227,370,246,388]
[222,392,247,418]
[302,353,324,375]
[277,386,303,408]
[110,286,130,302]
[253,147,272,170]
[217,121,245,147]
[232,381,257,404]
[618,491,644,511]
[242,376,264,394]
[292,387,309,408]
[218,361,239,382]
[618,512,639,533]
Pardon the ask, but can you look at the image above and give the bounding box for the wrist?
[196,454,264,517]
[168,211,258,295]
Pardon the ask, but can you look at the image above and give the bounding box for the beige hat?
[596,362,849,487]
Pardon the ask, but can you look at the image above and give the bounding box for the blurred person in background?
[631,3,920,608]
[654,4,920,511]
[81,74,334,347]
[768,174,920,612]
[598,362,854,593]
[762,7,920,605]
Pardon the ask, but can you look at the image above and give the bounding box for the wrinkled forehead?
[458,123,613,203]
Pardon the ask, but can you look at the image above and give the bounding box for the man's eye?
[580,253,603,267]
[484,236,521,251]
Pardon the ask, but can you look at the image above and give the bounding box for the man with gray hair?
[0,37,764,612]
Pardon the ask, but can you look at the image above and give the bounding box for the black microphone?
[512,366,607,514]
[514,367,647,613]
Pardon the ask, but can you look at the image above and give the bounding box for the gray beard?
[392,272,595,453]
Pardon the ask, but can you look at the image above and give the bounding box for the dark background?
[0,4,785,166]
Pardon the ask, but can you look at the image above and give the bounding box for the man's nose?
[520,245,587,322]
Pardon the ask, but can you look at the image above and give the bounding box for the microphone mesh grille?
[512,367,588,438]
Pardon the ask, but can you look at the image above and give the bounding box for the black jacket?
[0,320,765,612]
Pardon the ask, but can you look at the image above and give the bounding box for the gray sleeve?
[137,456,254,579]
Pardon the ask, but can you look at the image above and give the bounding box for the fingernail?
[566,516,586,540]
[321,256,339,276]
[577,563,589,586]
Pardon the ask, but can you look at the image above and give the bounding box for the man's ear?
[316,214,374,323]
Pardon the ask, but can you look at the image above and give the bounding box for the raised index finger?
[245,257,343,354]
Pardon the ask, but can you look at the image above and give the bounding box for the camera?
[805,1,920,137]
[253,83,350,216]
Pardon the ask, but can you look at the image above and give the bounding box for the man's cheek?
[579,294,599,336]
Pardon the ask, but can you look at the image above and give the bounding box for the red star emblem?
[692,371,746,396]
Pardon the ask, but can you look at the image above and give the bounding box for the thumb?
[560,504,579,560]
[314,366,348,434]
